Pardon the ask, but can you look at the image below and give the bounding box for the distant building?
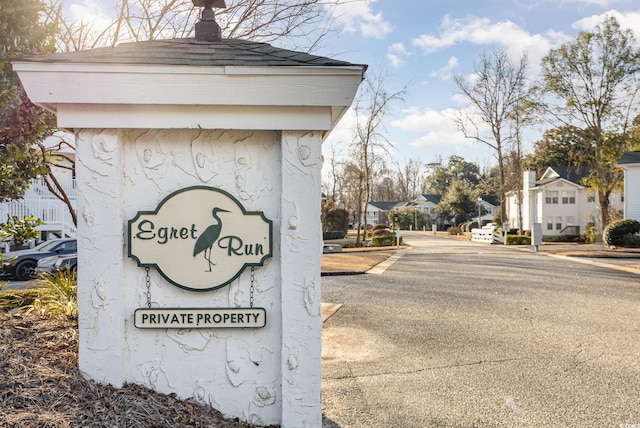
[506,166,623,236]
[618,151,640,222]
[363,201,402,227]
[363,194,498,230]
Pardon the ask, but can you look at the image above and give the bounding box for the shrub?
[447,226,462,235]
[0,215,44,250]
[583,226,597,244]
[543,234,582,243]
[0,287,39,312]
[603,219,640,247]
[372,224,389,231]
[372,228,392,237]
[622,233,640,248]
[506,235,531,245]
[371,235,402,247]
[24,270,78,319]
[323,230,346,240]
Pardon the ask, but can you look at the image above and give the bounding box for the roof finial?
[193,0,226,42]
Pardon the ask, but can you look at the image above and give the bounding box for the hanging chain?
[249,266,255,308]
[145,267,152,308]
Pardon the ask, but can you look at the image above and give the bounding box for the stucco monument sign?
[14,3,365,423]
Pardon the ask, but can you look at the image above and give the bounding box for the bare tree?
[38,0,343,226]
[34,135,78,226]
[349,73,405,246]
[45,0,339,52]
[454,49,529,227]
[395,158,424,201]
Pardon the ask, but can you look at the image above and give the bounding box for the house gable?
[539,166,589,187]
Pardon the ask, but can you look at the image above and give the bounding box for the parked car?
[0,238,77,281]
[34,253,78,277]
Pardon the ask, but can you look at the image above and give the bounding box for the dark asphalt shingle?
[18,38,366,69]
[619,151,640,165]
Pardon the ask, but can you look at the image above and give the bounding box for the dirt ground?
[0,312,272,428]
[320,249,396,272]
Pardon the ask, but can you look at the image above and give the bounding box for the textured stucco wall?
[76,128,323,426]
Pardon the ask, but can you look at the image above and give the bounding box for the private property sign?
[128,186,273,292]
[134,308,266,329]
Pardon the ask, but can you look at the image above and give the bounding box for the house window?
[567,216,575,226]
[546,191,558,204]
[556,216,562,230]
[562,190,576,204]
[546,217,553,231]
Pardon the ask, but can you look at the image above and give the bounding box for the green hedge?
[506,235,531,245]
[603,219,640,247]
[371,235,403,247]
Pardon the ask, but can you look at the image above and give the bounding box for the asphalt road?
[321,231,640,428]
[0,279,36,290]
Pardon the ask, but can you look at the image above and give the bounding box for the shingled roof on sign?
[19,38,365,70]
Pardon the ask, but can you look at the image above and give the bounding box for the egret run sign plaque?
[128,186,273,292]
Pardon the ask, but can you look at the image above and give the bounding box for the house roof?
[18,38,366,69]
[417,194,442,204]
[479,195,498,206]
[537,166,590,186]
[619,151,640,165]
[368,201,401,211]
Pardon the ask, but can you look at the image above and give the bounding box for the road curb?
[321,270,366,276]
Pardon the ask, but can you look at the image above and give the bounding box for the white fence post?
[471,224,503,244]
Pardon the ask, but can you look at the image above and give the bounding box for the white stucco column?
[14,39,364,427]
[280,131,324,426]
[75,129,128,385]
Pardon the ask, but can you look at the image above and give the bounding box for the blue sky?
[315,0,640,171]
[66,0,640,171]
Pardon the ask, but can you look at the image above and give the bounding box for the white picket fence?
[471,224,503,244]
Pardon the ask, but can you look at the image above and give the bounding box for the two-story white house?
[411,194,442,217]
[618,151,640,222]
[506,166,623,236]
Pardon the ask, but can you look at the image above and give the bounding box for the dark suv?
[0,238,77,281]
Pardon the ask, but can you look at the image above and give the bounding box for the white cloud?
[391,107,464,148]
[391,105,497,154]
[329,0,393,39]
[386,42,409,68]
[572,9,640,34]
[559,0,613,6]
[412,15,568,77]
[68,0,112,32]
[429,56,458,80]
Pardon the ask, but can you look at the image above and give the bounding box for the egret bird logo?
[193,207,229,271]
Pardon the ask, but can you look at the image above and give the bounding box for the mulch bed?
[0,312,271,428]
